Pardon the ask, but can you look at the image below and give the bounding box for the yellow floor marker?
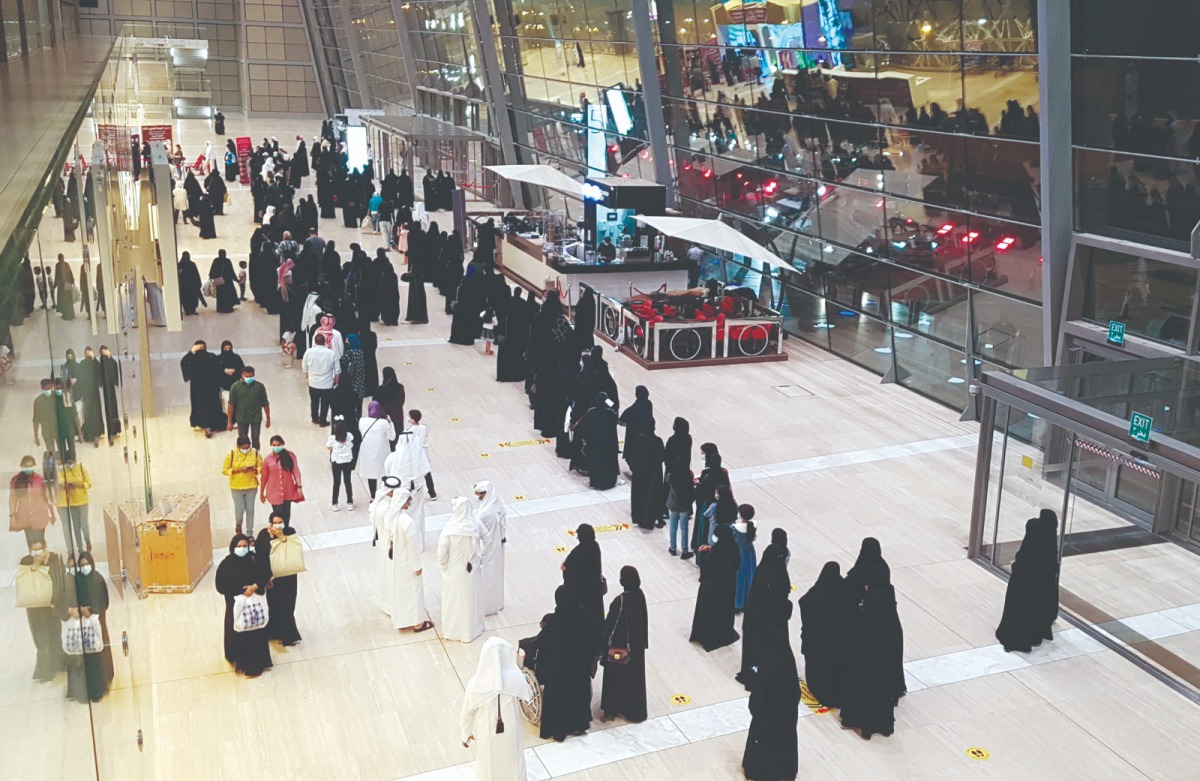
[669,693,691,706]
[966,747,990,761]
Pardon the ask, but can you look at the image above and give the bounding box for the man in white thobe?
[437,497,484,642]
[461,637,533,781]
[369,477,398,616]
[472,480,507,616]
[385,487,433,632]
[384,429,430,550]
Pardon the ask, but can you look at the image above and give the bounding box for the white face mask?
[234,547,249,558]
[80,565,93,576]
[239,448,251,455]
[271,523,285,532]
[66,566,77,575]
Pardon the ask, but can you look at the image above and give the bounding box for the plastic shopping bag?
[233,593,270,633]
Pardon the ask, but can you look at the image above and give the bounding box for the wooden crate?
[137,495,213,594]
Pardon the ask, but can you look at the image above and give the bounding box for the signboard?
[1107,320,1126,346]
[141,125,173,146]
[236,136,253,185]
[586,104,608,177]
[728,4,770,23]
[1129,412,1153,444]
[96,124,124,168]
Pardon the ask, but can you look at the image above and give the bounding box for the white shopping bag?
[233,593,270,633]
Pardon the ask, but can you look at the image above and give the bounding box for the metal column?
[630,0,674,202]
[1038,0,1072,366]
[337,0,375,108]
[388,0,422,115]
[467,0,521,203]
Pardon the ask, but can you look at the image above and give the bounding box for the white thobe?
[384,453,428,552]
[386,506,426,629]
[476,505,507,616]
[369,494,394,616]
[461,694,528,781]
[437,532,483,642]
[358,417,396,481]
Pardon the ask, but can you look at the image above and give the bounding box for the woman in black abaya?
[181,341,225,435]
[563,523,606,656]
[737,528,792,691]
[573,286,597,350]
[845,537,890,605]
[496,287,530,382]
[798,561,855,708]
[178,252,204,315]
[577,392,619,489]
[618,386,653,471]
[742,634,799,781]
[97,346,122,440]
[995,509,1060,653]
[196,194,217,239]
[208,250,238,313]
[400,266,428,324]
[600,565,648,722]
[539,585,595,742]
[689,523,741,651]
[379,262,402,326]
[215,534,273,677]
[255,516,302,646]
[629,419,665,529]
[74,348,105,444]
[840,582,905,739]
[448,265,485,345]
[63,552,115,702]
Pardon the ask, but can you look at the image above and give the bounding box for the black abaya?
[539,586,595,740]
[573,288,597,349]
[208,254,238,313]
[255,527,302,646]
[180,349,225,430]
[689,524,741,651]
[738,543,792,690]
[629,424,665,529]
[448,270,485,345]
[600,583,649,722]
[845,537,890,605]
[400,271,428,323]
[379,266,402,326]
[995,511,1059,653]
[798,561,854,708]
[578,395,619,489]
[178,256,204,315]
[496,290,530,382]
[98,352,122,437]
[75,355,105,442]
[563,527,606,656]
[742,639,800,781]
[839,583,905,739]
[215,537,273,676]
[63,563,115,703]
[618,387,653,468]
[196,196,217,239]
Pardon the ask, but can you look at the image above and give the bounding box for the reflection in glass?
[1079,246,1196,346]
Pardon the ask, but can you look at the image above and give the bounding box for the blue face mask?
[271,446,284,454]
[42,390,52,396]
[243,377,255,384]
[20,468,34,475]
[55,390,63,396]
[234,547,249,558]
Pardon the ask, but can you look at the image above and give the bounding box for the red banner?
[96,124,123,168]
[141,124,173,146]
[236,136,253,184]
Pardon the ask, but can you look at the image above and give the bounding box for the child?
[407,409,436,500]
[237,260,248,301]
[326,416,355,511]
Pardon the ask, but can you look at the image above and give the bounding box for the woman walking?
[260,435,303,525]
[600,566,649,723]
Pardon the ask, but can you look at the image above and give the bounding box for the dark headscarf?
[576,523,596,544]
[619,565,641,591]
[227,533,252,556]
[845,537,890,601]
[376,366,402,401]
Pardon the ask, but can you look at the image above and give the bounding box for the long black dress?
[379,264,402,326]
[23,552,66,682]
[397,170,414,208]
[215,537,273,676]
[539,586,595,741]
[689,524,741,651]
[216,342,245,394]
[98,351,122,438]
[63,562,115,703]
[742,637,800,781]
[839,583,905,739]
[74,354,105,443]
[618,387,653,469]
[573,287,597,350]
[995,511,1060,653]
[359,326,380,396]
[209,253,238,313]
[255,527,302,646]
[578,394,619,489]
[496,288,530,382]
[196,195,217,239]
[400,271,428,324]
[600,576,648,722]
[180,348,225,431]
[845,537,891,605]
[178,255,204,315]
[738,542,792,690]
[563,527,606,656]
[629,422,665,529]
[448,269,485,345]
[798,561,854,708]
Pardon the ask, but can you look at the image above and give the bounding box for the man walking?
[227,366,270,449]
[301,333,338,426]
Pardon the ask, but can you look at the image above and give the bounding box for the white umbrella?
[485,165,584,197]
[634,215,790,271]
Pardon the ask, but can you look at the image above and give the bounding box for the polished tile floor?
[2,116,1200,780]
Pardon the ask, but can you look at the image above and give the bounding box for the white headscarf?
[387,430,426,480]
[472,480,499,517]
[463,637,532,712]
[441,497,483,538]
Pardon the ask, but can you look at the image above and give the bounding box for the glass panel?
[972,290,1043,368]
[1070,0,1200,57]
[828,310,893,376]
[1079,245,1197,346]
[892,330,968,407]
[1074,147,1198,250]
[1072,57,1200,151]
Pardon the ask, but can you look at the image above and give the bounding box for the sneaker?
[344,502,356,511]
[318,420,330,427]
[329,503,340,512]
[680,551,694,560]
[668,548,678,556]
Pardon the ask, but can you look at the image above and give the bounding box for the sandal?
[413,621,435,633]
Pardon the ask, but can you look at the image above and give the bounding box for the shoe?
[681,551,694,560]
[318,420,329,427]
[344,502,355,511]
[668,548,677,556]
[655,520,666,528]
[329,503,340,512]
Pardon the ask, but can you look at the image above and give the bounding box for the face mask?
[239,448,251,455]
[80,565,93,576]
[234,547,249,558]
[271,446,284,454]
[243,377,255,384]
[21,468,34,475]
[66,566,77,575]
[55,390,63,396]
[271,523,285,532]
[31,549,45,559]
[42,390,52,396]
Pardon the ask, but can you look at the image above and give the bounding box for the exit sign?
[1107,321,1126,345]
[1129,412,1153,444]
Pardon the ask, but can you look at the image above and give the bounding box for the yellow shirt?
[56,463,92,507]
[222,449,263,491]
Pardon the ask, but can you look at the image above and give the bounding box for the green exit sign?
[1108,321,1126,345]
[1129,412,1153,444]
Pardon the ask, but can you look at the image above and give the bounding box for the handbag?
[212,276,226,287]
[605,595,630,665]
[15,563,53,608]
[62,617,85,655]
[81,614,103,654]
[270,535,307,577]
[233,593,270,632]
[290,466,305,503]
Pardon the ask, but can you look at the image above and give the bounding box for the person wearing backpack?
[222,436,263,535]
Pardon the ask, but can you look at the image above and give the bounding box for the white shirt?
[302,345,338,389]
[327,433,355,464]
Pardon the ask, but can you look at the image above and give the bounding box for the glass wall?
[1077,245,1196,347]
[657,0,1043,408]
[349,0,415,115]
[1070,0,1200,251]
[310,0,364,111]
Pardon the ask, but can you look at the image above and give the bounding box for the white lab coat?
[369,493,394,616]
[438,530,483,642]
[475,501,507,616]
[358,416,396,481]
[386,504,426,629]
[461,694,528,781]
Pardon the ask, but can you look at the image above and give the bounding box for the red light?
[736,172,743,179]
[682,163,692,171]
[764,180,778,193]
[703,169,712,178]
[875,199,885,208]
[995,236,1016,251]
[961,230,980,244]
[936,223,955,235]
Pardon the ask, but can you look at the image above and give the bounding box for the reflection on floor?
[2,115,1200,781]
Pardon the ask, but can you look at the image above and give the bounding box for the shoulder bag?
[270,535,307,577]
[15,563,53,608]
[605,594,630,665]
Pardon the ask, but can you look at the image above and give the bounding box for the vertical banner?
[96,125,122,168]
[236,136,253,184]
[586,104,608,177]
[141,125,173,147]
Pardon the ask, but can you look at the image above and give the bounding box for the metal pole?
[969,394,998,559]
[467,0,521,202]
[629,0,674,201]
[388,0,422,113]
[1038,0,1072,366]
[336,0,374,108]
